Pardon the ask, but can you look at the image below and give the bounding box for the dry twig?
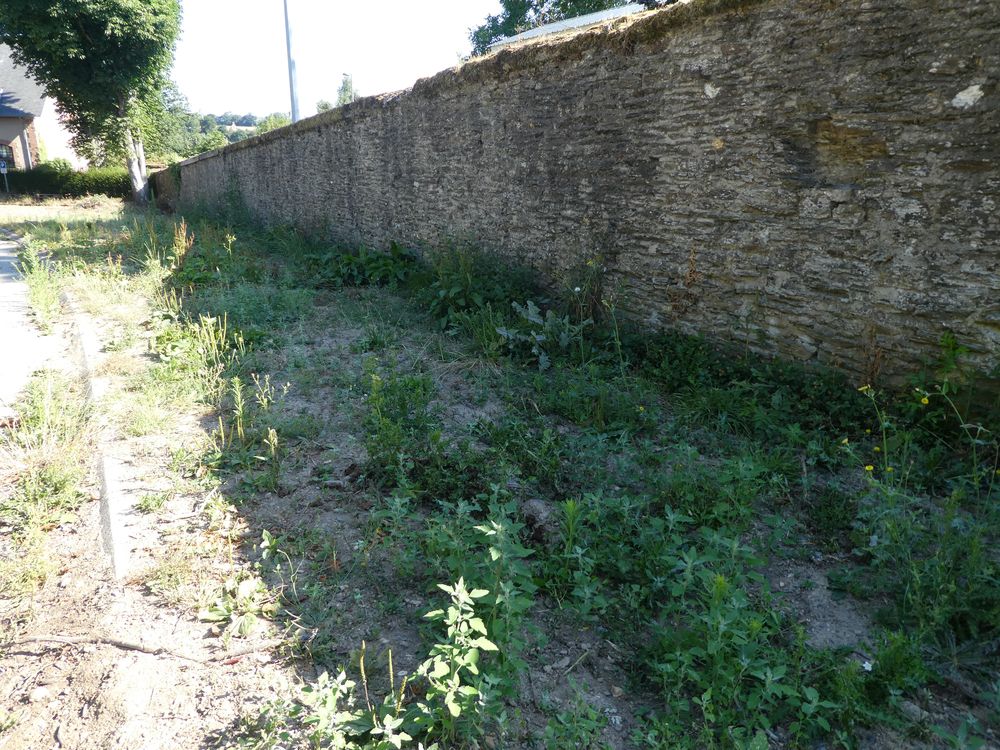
[15,634,285,664]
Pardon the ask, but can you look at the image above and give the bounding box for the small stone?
[59,574,71,588]
[28,685,51,703]
[484,736,498,749]
[611,685,625,698]
[551,655,571,671]
[900,700,929,723]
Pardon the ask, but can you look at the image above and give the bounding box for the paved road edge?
[0,226,130,580]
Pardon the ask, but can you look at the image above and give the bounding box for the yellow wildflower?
[865,465,874,472]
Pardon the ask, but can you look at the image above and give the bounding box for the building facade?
[0,44,86,170]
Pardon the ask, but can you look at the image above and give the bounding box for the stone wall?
[154,0,1000,383]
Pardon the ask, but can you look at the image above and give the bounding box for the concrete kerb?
[0,226,131,580]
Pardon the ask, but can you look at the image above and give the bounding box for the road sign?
[0,160,7,175]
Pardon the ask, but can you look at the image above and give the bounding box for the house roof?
[0,44,46,119]
[489,3,649,50]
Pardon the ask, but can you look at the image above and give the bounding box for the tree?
[335,74,360,107]
[256,113,292,135]
[316,99,334,114]
[0,0,181,202]
[196,129,229,152]
[470,0,628,55]
[146,82,202,162]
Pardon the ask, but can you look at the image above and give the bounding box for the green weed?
[17,243,62,330]
[542,690,610,749]
[234,579,499,749]
[0,370,89,599]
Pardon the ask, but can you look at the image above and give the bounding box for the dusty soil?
[0,221,304,750]
[3,204,995,750]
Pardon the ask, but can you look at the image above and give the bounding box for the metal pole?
[283,0,301,123]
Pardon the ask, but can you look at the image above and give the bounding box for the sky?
[172,0,502,118]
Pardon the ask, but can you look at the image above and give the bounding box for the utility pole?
[283,0,300,122]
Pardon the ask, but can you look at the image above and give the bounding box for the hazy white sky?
[172,0,501,118]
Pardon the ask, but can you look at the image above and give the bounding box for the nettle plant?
[243,579,499,749]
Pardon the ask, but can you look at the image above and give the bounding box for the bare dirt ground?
[2,200,996,750]
[0,204,304,750]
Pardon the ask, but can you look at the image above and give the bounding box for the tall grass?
[0,371,91,598]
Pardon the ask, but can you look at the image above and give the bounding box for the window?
[0,144,13,165]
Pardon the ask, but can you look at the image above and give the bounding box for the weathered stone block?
[153,0,1000,384]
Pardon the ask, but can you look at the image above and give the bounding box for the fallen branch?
[15,635,285,664]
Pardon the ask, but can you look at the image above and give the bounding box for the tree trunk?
[124,131,148,204]
[134,135,147,177]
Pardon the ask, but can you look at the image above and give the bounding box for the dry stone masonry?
[154,0,1000,384]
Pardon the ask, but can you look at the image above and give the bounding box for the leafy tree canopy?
[336,74,360,107]
[470,0,628,55]
[0,0,181,200]
[256,112,292,134]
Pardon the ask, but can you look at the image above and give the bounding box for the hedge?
[5,162,132,198]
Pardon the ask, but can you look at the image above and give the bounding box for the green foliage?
[336,73,360,107]
[539,493,867,744]
[0,370,89,598]
[477,416,565,490]
[411,496,537,678]
[532,364,655,433]
[415,579,498,741]
[25,207,999,748]
[423,246,536,329]
[16,243,61,331]
[0,0,181,197]
[297,243,417,289]
[451,303,509,360]
[362,363,496,500]
[256,112,292,134]
[498,300,594,370]
[837,386,1000,654]
[235,580,498,749]
[363,365,436,484]
[805,485,858,551]
[150,86,256,161]
[543,690,610,749]
[8,164,131,198]
[198,573,277,642]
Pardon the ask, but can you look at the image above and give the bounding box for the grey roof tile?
[0,44,46,119]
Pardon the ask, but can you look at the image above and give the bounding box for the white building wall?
[35,99,86,169]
